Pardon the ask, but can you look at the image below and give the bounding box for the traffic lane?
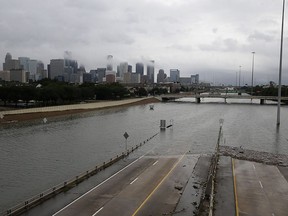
[253,162,288,216]
[133,154,199,216]
[94,156,180,216]
[235,159,273,216]
[53,156,158,216]
[214,156,235,216]
[234,159,288,216]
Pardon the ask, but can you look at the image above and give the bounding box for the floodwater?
[1,97,288,212]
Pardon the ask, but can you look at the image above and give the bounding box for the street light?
[239,66,242,88]
[251,52,255,97]
[277,0,286,126]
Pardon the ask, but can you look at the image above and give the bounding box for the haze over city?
[1,0,288,85]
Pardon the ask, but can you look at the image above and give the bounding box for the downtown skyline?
[1,0,288,85]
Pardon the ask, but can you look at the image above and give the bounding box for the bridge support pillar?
[260,99,265,105]
[196,98,201,104]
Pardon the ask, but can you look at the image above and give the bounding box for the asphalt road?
[233,159,288,216]
[52,154,199,216]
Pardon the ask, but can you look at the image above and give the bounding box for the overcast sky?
[0,0,287,85]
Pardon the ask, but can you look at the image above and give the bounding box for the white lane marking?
[130,177,139,185]
[52,156,144,215]
[92,207,103,216]
[253,164,256,170]
[153,160,159,166]
[259,181,263,188]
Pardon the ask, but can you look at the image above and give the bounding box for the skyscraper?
[50,59,65,80]
[147,60,155,84]
[107,55,113,71]
[119,62,128,78]
[3,53,21,71]
[136,63,144,76]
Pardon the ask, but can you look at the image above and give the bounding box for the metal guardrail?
[1,133,159,216]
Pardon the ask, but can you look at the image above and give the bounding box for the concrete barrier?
[197,125,224,216]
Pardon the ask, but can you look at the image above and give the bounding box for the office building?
[147,60,155,84]
[106,73,116,83]
[83,73,92,83]
[97,68,106,83]
[128,65,132,73]
[3,53,21,71]
[131,73,141,84]
[136,63,144,76]
[50,59,65,80]
[119,62,128,78]
[107,55,113,71]
[10,69,28,83]
[170,69,180,82]
[0,71,10,81]
[191,74,199,84]
[157,69,167,83]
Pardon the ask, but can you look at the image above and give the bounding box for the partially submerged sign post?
[123,132,129,152]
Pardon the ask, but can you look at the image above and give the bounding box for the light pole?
[251,52,255,97]
[277,0,285,126]
[239,66,242,89]
[236,71,238,88]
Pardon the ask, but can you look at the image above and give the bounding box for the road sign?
[123,132,129,139]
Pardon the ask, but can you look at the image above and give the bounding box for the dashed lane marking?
[153,160,159,166]
[130,177,139,185]
[92,207,103,216]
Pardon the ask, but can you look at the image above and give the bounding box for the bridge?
[161,93,288,104]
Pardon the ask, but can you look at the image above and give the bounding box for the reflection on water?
[0,101,288,211]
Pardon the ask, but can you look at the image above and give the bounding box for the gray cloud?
[0,0,287,84]
[199,38,239,52]
[248,31,275,42]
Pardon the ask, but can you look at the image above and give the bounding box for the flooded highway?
[1,99,288,212]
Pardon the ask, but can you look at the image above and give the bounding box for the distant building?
[141,75,148,84]
[191,74,199,84]
[0,70,10,81]
[119,62,128,78]
[18,57,44,81]
[157,69,167,83]
[136,63,144,76]
[10,69,28,83]
[131,73,141,84]
[106,73,116,83]
[18,57,30,71]
[97,68,106,83]
[170,69,180,82]
[50,59,65,80]
[3,53,21,71]
[179,77,191,85]
[147,60,155,84]
[128,65,132,73]
[123,72,131,83]
[107,55,113,71]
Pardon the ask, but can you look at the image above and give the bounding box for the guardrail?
[198,121,224,216]
[1,133,159,216]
